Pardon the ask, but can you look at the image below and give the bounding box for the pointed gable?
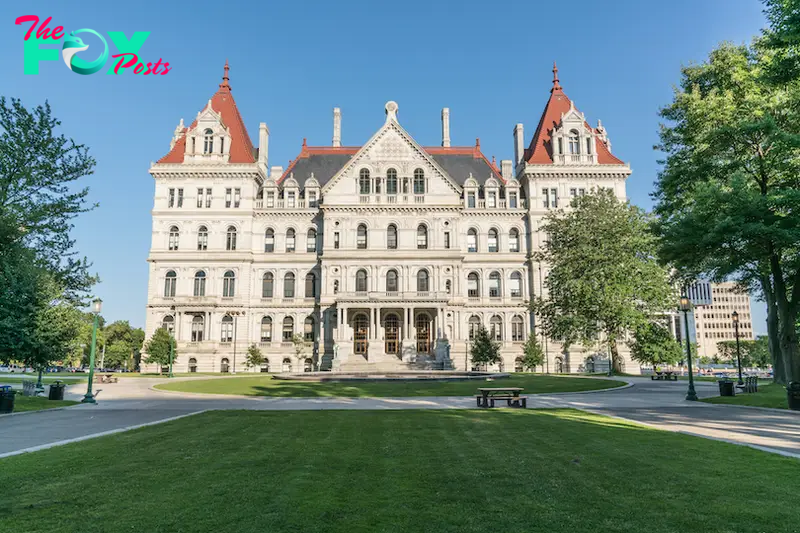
[158,60,255,164]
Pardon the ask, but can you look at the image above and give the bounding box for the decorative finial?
[491,155,496,166]
[552,61,562,92]
[220,59,231,91]
[385,101,399,123]
[475,138,481,150]
[302,137,307,148]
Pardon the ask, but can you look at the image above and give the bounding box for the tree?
[532,190,676,372]
[652,39,800,384]
[102,320,145,369]
[470,326,501,369]
[520,335,544,372]
[291,334,307,372]
[630,321,683,369]
[245,344,265,371]
[717,336,773,369]
[143,328,175,371]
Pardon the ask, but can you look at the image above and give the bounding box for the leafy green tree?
[630,322,683,369]
[520,335,544,372]
[532,190,676,372]
[469,326,501,369]
[291,334,307,371]
[101,320,145,369]
[717,336,773,369]
[245,344,265,371]
[143,328,175,371]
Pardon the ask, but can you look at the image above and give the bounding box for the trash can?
[48,380,65,401]
[0,386,16,414]
[718,379,735,397]
[787,382,800,411]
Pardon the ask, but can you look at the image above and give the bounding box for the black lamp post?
[732,310,744,385]
[680,295,698,401]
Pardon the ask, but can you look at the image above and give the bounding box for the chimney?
[269,166,284,180]
[513,123,524,172]
[258,122,269,173]
[441,108,451,147]
[332,107,341,147]
[500,159,512,181]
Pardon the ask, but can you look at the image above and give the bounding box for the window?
[306,229,317,253]
[558,137,564,154]
[197,188,203,208]
[162,315,175,334]
[304,317,314,343]
[509,228,520,252]
[191,316,204,342]
[568,130,580,154]
[333,280,339,294]
[284,273,295,298]
[203,129,214,154]
[189,357,198,372]
[489,271,501,298]
[334,232,340,249]
[570,188,577,198]
[225,188,232,208]
[234,188,241,208]
[468,316,481,340]
[510,272,522,298]
[417,270,429,293]
[356,269,368,293]
[385,314,400,354]
[387,269,399,293]
[260,317,272,342]
[487,191,496,208]
[551,188,558,208]
[168,226,180,251]
[387,169,398,195]
[283,317,294,341]
[444,231,451,249]
[197,226,208,251]
[542,188,550,208]
[417,224,428,249]
[359,169,371,195]
[586,137,592,154]
[287,191,296,208]
[305,273,316,298]
[415,313,431,353]
[205,188,212,208]
[264,229,275,252]
[357,224,367,249]
[490,315,503,341]
[193,271,206,297]
[222,270,235,298]
[266,191,275,208]
[286,229,296,252]
[308,191,317,207]
[168,188,175,208]
[177,188,184,208]
[509,192,518,208]
[387,224,398,249]
[164,271,177,297]
[282,358,292,372]
[445,280,452,294]
[467,272,480,298]
[221,316,233,342]
[488,228,498,252]
[579,188,586,196]
[467,192,476,208]
[354,314,369,354]
[375,176,382,194]
[262,272,274,298]
[413,168,425,194]
[226,226,237,251]
[467,228,478,253]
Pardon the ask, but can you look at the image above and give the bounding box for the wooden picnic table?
[477,387,525,408]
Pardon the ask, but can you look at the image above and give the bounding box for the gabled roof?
[157,61,255,164]
[525,63,623,165]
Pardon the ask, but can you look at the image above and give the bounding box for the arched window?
[356,269,368,293]
[304,358,313,372]
[260,360,270,373]
[286,228,296,253]
[260,316,272,343]
[222,270,236,297]
[168,226,179,251]
[489,315,503,341]
[264,228,275,252]
[193,270,206,297]
[220,358,230,373]
[489,271,501,298]
[467,228,478,253]
[387,224,398,249]
[284,272,295,298]
[197,226,208,251]
[162,315,175,333]
[306,229,317,253]
[203,128,214,154]
[189,357,198,373]
[413,168,425,194]
[191,316,204,342]
[488,228,499,252]
[282,317,294,341]
[357,224,368,249]
[468,315,481,340]
[509,228,520,252]
[417,224,428,249]
[510,272,522,298]
[164,271,177,297]
[221,316,233,342]
[568,130,580,154]
[386,269,399,293]
[226,226,237,251]
[511,315,524,342]
[304,316,315,343]
[386,169,398,195]
[305,272,316,298]
[262,272,274,298]
[359,169,371,195]
[417,269,429,293]
[467,272,480,298]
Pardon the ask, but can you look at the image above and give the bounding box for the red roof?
[158,61,255,164]
[525,63,623,165]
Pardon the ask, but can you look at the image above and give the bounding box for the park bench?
[93,374,118,384]
[735,376,758,394]
[476,387,527,408]
[22,380,38,396]
[651,371,678,381]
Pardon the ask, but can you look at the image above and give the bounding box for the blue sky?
[1,0,768,332]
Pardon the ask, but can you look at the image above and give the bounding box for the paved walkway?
[1,376,798,459]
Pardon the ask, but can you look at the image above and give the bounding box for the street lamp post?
[680,295,698,401]
[732,310,744,385]
[81,298,103,404]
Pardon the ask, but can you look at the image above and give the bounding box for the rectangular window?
[168,188,175,208]
[551,188,558,208]
[444,232,450,249]
[467,192,476,208]
[578,188,586,196]
[468,277,478,298]
[234,188,241,208]
[308,191,317,207]
[177,188,184,208]
[375,179,382,195]
[197,188,203,208]
[487,192,496,208]
[570,188,577,198]
[558,138,563,154]
[586,138,592,154]
[225,188,232,208]
[509,193,517,209]
[334,232,340,249]
[467,233,477,253]
[287,191,296,208]
[489,278,500,298]
[205,188,212,208]
[542,188,549,208]
[266,191,275,208]
[512,321,524,342]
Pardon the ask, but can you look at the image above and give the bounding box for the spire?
[219,59,231,91]
[551,61,562,93]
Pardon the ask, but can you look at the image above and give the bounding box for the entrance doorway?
[415,313,431,354]
[354,313,369,355]
[385,314,400,355]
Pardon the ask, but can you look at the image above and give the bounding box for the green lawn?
[11,395,79,412]
[154,373,625,397]
[0,376,83,384]
[701,383,789,409]
[1,409,796,533]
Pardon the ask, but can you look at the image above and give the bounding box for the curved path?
[1,376,798,459]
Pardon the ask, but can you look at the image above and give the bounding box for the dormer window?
[586,137,592,154]
[568,130,580,154]
[203,129,214,154]
[413,169,425,194]
[359,169,371,195]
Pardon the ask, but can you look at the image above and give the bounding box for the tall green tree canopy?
[469,326,501,368]
[143,328,175,369]
[630,322,683,368]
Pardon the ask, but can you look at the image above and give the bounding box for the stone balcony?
[336,290,450,303]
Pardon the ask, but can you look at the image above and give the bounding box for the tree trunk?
[763,280,786,384]
[768,257,799,383]
[609,338,622,374]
